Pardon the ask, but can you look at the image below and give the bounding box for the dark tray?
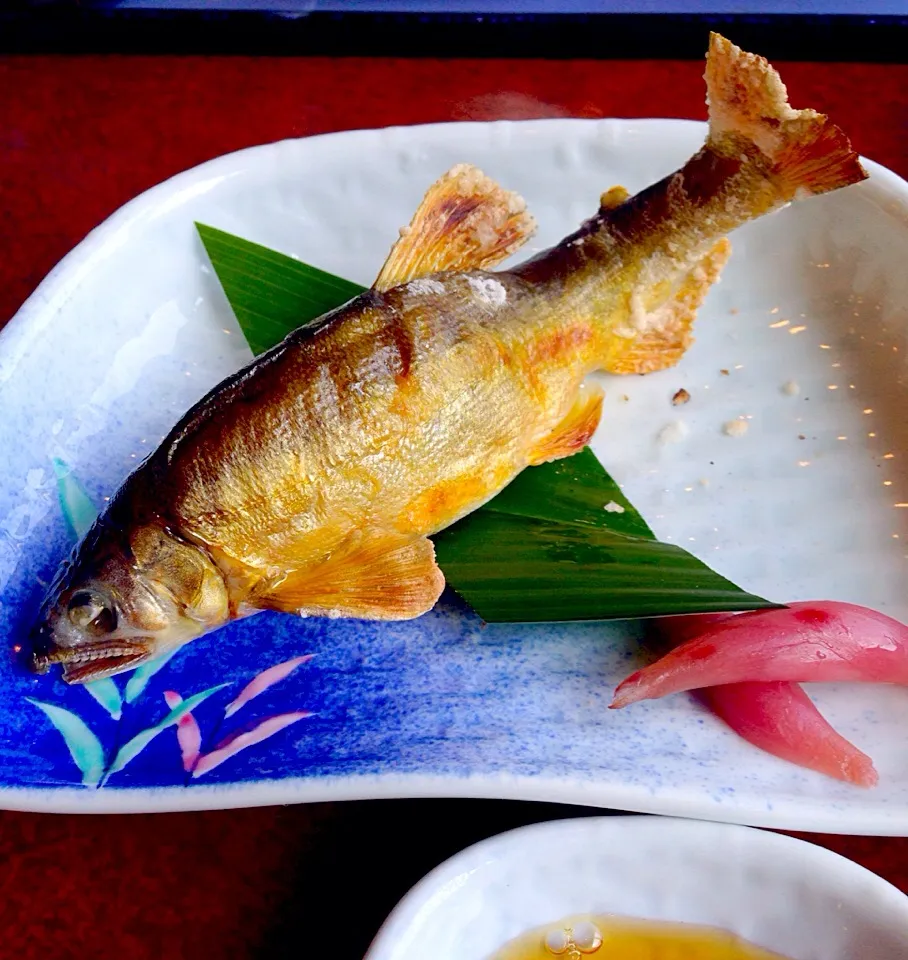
[4,2,908,61]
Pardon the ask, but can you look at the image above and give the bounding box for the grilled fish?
[27,34,866,682]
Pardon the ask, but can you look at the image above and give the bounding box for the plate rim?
[362,815,908,960]
[3,119,908,825]
[3,770,908,835]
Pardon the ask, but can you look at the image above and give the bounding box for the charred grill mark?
[387,314,415,381]
[527,323,595,369]
[314,320,394,404]
[496,340,515,370]
[399,472,487,531]
[679,149,745,205]
[439,196,483,229]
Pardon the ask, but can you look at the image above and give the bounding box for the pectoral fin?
[253,531,445,621]
[529,385,604,465]
[602,238,731,375]
[374,163,536,292]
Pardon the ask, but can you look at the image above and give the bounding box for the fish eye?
[67,591,117,635]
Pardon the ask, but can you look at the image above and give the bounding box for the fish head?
[26,519,229,684]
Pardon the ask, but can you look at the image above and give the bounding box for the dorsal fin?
[373,163,536,293]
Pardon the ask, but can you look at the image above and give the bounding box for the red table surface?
[1,55,907,959]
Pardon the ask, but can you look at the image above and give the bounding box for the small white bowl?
[364,816,908,960]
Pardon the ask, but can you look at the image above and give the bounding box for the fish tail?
[705,32,867,199]
[590,34,866,376]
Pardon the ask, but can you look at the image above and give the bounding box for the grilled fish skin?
[26,34,866,682]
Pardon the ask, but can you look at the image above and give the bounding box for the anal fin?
[603,238,731,376]
[529,385,604,466]
[374,163,536,292]
[252,531,445,621]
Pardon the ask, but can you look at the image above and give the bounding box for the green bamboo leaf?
[27,699,106,787]
[105,683,227,780]
[52,457,98,541]
[196,223,365,355]
[124,649,179,704]
[196,226,777,621]
[433,512,772,622]
[84,678,123,720]
[431,448,775,620]
[482,448,655,541]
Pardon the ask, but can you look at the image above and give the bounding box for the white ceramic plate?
[365,816,908,960]
[2,119,908,828]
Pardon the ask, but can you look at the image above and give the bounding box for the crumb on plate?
[672,388,691,406]
[658,421,689,445]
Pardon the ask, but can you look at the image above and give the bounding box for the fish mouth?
[36,641,151,684]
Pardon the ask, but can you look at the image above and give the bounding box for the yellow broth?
[489,915,790,960]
